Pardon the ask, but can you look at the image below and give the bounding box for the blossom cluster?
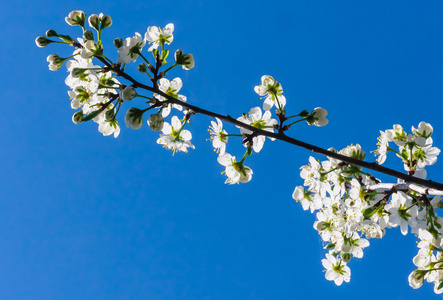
[375,122,440,179]
[212,75,328,184]
[36,10,195,153]
[293,133,443,291]
[37,10,329,183]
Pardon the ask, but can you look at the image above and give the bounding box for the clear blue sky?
[2,0,443,299]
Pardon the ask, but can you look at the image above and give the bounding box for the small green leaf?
[162,49,169,60]
[82,110,101,122]
[325,243,335,250]
[246,146,253,156]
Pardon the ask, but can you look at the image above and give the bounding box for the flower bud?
[101,15,112,29]
[113,37,123,48]
[342,253,351,263]
[148,113,164,131]
[105,109,115,120]
[408,271,424,289]
[46,54,64,71]
[83,30,94,41]
[46,29,58,37]
[119,86,137,101]
[72,111,84,124]
[138,63,147,73]
[314,221,329,231]
[88,14,100,30]
[125,108,143,130]
[65,10,86,27]
[35,36,52,48]
[299,110,309,118]
[175,49,195,70]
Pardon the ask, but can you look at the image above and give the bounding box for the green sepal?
[58,34,74,44]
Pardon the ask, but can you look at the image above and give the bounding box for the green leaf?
[82,110,101,122]
[325,243,335,250]
[152,48,159,60]
[362,207,376,219]
[162,49,169,60]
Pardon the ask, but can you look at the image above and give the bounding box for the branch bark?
[96,56,443,191]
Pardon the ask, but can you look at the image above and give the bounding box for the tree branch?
[95,56,443,191]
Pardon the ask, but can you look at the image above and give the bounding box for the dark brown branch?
[95,56,443,191]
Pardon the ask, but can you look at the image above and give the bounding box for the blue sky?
[2,0,443,299]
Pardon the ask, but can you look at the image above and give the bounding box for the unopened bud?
[113,37,123,48]
[314,221,329,231]
[119,86,137,101]
[88,14,100,30]
[101,15,112,29]
[72,111,84,124]
[46,54,64,71]
[35,36,52,48]
[83,30,94,41]
[174,49,195,70]
[299,110,309,118]
[342,253,351,263]
[65,10,86,27]
[105,109,115,120]
[148,113,164,131]
[125,108,143,130]
[46,29,58,37]
[138,63,147,73]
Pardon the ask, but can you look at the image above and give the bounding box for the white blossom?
[321,253,351,286]
[254,75,286,111]
[157,116,194,154]
[145,23,174,52]
[117,33,146,64]
[217,153,253,184]
[208,117,228,155]
[236,107,277,153]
